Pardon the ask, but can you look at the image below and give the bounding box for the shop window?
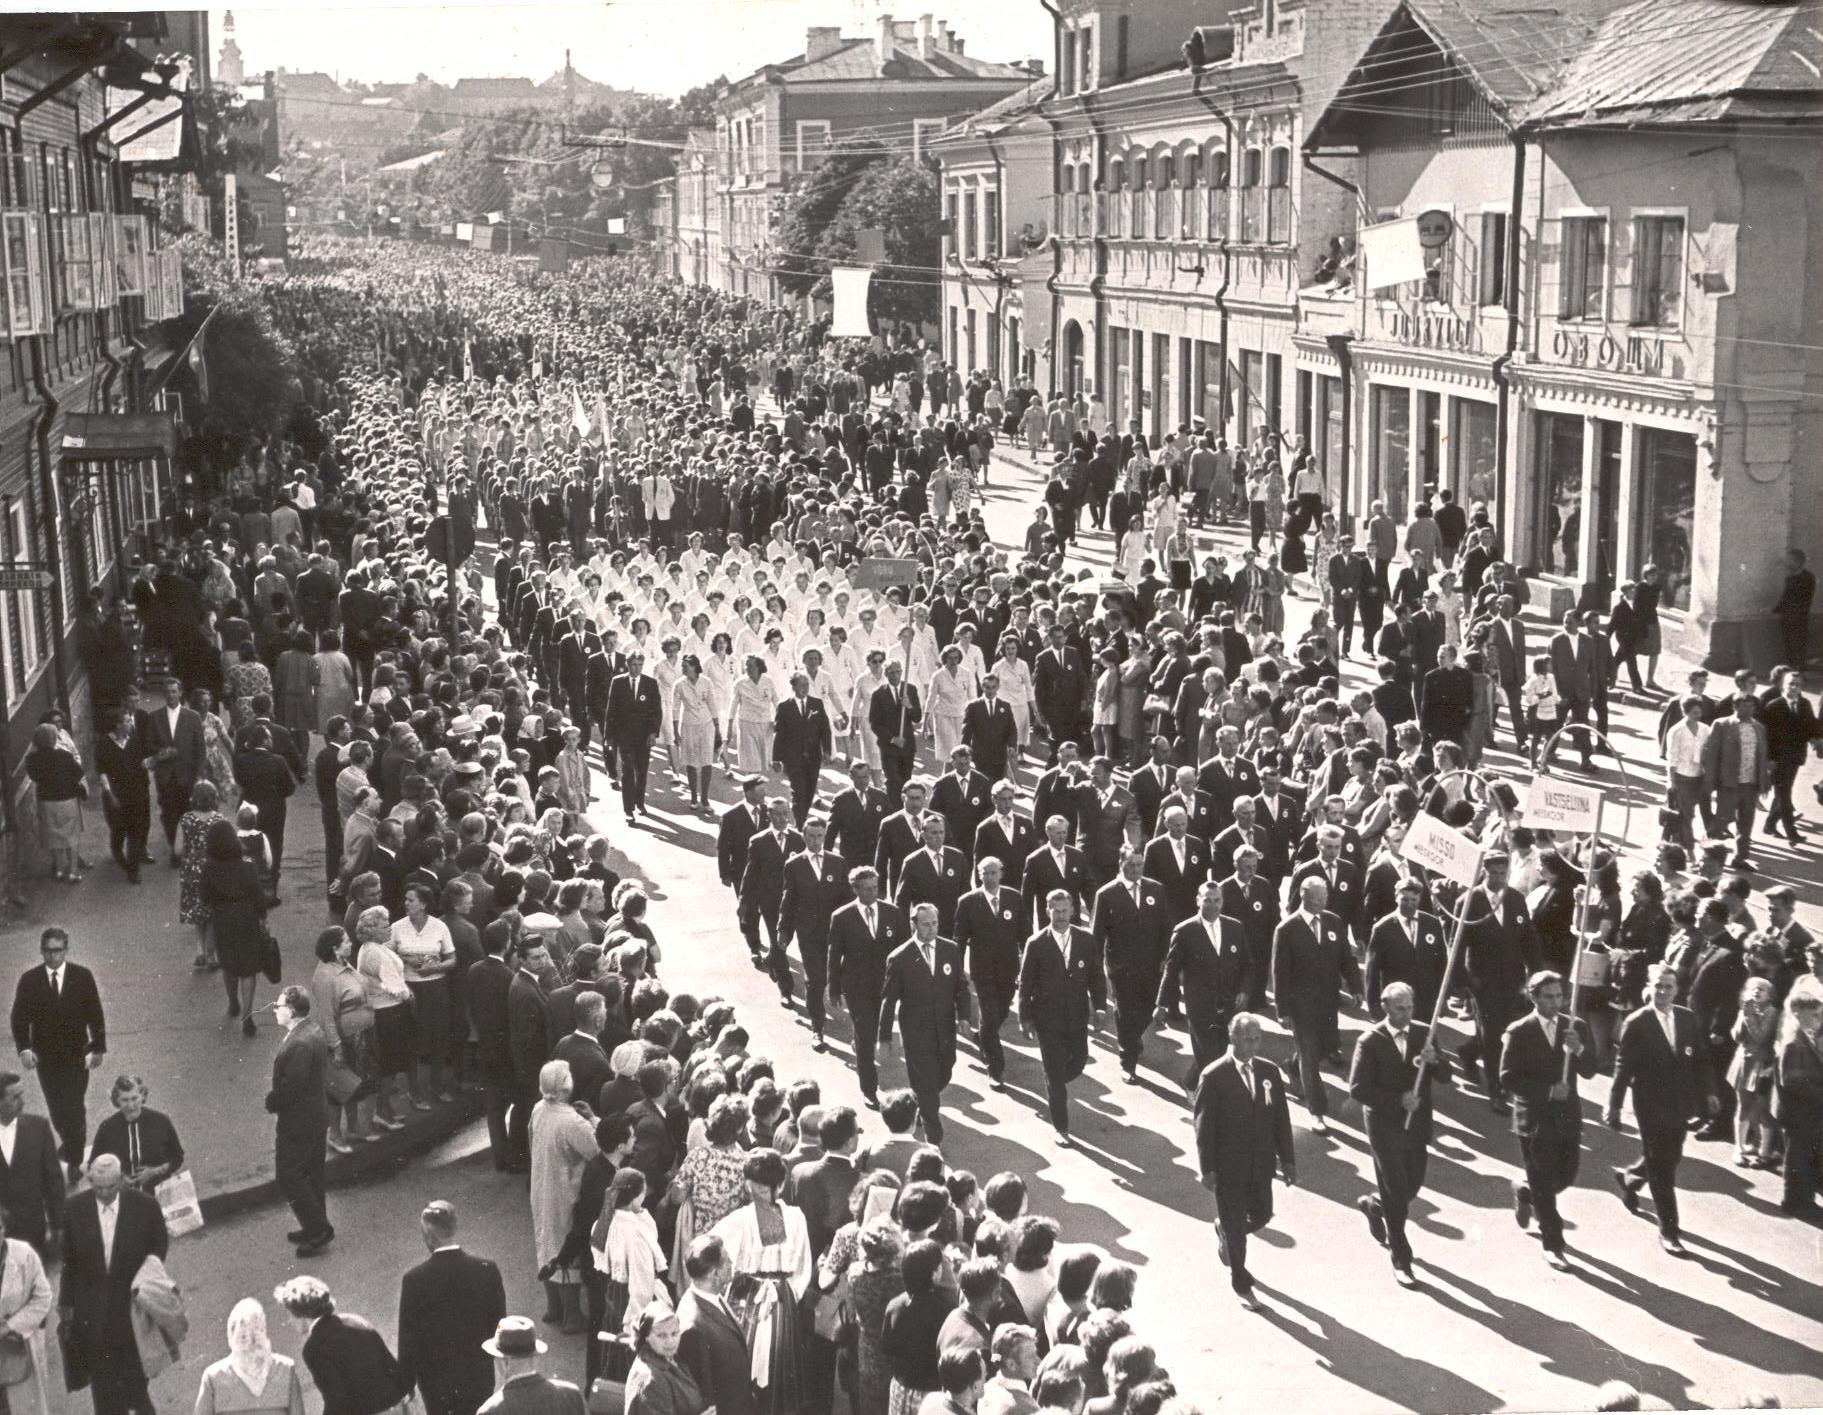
[1632,427,1697,611]
[1450,398,1498,510]
[1479,212,1508,306]
[1370,386,1410,524]
[1631,216,1683,327]
[1267,147,1292,244]
[1560,216,1606,321]
[1535,412,1585,575]
[1240,148,1264,243]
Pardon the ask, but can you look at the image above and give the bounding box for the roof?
[1518,0,1823,129]
[452,77,539,97]
[376,149,446,173]
[955,74,1054,131]
[739,35,1033,86]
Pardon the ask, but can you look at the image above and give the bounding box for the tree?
[817,157,943,326]
[773,139,889,300]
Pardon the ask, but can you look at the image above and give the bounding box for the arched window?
[1107,159,1125,237]
[1131,156,1149,239]
[1182,152,1202,239]
[1208,148,1230,241]
[1241,147,1265,242]
[1157,155,1176,240]
[1267,146,1293,244]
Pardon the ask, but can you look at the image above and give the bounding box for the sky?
[205,1,1053,96]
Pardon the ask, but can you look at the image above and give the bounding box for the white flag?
[831,267,873,339]
[571,389,590,438]
[1359,217,1428,290]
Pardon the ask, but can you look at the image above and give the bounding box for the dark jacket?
[0,1113,63,1251]
[1193,1053,1294,1188]
[59,1186,168,1391]
[1348,1019,1449,1144]
[10,962,106,1066]
[1607,1004,1714,1131]
[398,1246,508,1415]
[301,1311,411,1415]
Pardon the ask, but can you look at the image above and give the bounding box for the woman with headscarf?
[709,1149,813,1415]
[591,1166,668,1379]
[0,1203,53,1415]
[194,1298,305,1415]
[532,1059,598,1336]
[23,723,86,883]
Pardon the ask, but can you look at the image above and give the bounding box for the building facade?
[1304,0,1823,664]
[931,78,1050,385]
[0,15,191,829]
[707,15,1038,303]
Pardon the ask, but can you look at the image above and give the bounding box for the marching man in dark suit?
[1143,805,1211,925]
[954,857,1024,1090]
[11,926,106,1182]
[1220,846,1281,1006]
[1092,847,1171,1082]
[779,817,850,1049]
[60,1153,168,1415]
[972,779,1035,891]
[1271,878,1363,1133]
[826,759,889,869]
[1018,889,1105,1146]
[893,813,969,937]
[1193,1013,1295,1310]
[879,903,971,1143]
[873,778,932,898]
[931,745,994,850]
[739,797,804,990]
[772,671,833,827]
[827,868,905,1108]
[1364,878,1451,1023]
[1604,962,1717,1256]
[398,1200,508,1415]
[962,673,1020,780]
[605,650,663,825]
[1348,981,1448,1285]
[266,985,333,1256]
[1500,970,1598,1269]
[717,775,768,893]
[1156,880,1252,1094]
[868,659,922,804]
[1022,814,1088,935]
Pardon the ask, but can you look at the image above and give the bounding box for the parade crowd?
[3,232,1815,1415]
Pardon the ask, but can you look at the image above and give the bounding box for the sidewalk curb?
[196,1092,485,1223]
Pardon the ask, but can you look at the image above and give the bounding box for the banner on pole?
[1522,776,1602,833]
[1359,216,1427,290]
[831,266,873,339]
[1402,811,1483,888]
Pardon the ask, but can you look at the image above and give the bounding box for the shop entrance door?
[1591,419,1622,607]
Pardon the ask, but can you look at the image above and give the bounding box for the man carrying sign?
[1348,981,1448,1286]
[1457,854,1540,1116]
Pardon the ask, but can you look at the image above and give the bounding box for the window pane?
[1450,398,1498,510]
[1634,427,1696,611]
[1371,386,1410,524]
[1535,411,1584,574]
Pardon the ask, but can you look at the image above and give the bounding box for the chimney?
[953,37,965,55]
[936,20,952,51]
[1024,57,1045,77]
[918,14,934,60]
[805,26,843,61]
[878,12,895,62]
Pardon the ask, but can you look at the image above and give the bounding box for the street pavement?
[7,424,1823,1413]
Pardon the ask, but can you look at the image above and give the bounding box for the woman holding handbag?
[202,818,272,1038]
[23,723,86,883]
[0,1206,53,1415]
[88,1075,186,1192]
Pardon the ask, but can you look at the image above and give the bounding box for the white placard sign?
[1522,776,1602,833]
[1402,811,1483,888]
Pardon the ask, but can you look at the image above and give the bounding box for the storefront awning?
[60,412,177,461]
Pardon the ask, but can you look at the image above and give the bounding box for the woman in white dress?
[993,636,1035,750]
[531,1060,599,1335]
[671,655,720,813]
[927,647,971,760]
[652,637,684,777]
[704,632,738,744]
[732,656,779,775]
[0,1212,52,1415]
[1119,509,1150,581]
[850,652,887,771]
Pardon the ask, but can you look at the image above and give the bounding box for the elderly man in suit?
[894,813,969,938]
[1022,813,1088,936]
[0,1072,63,1255]
[973,779,1035,891]
[772,671,833,828]
[1272,877,1363,1133]
[1348,982,1448,1285]
[266,985,333,1256]
[954,856,1025,1089]
[676,1236,755,1415]
[550,994,613,1118]
[779,817,850,1050]
[1500,970,1599,1269]
[1075,756,1138,892]
[825,759,889,870]
[1156,879,1252,1094]
[1018,889,1105,1145]
[878,903,971,1143]
[827,868,905,1108]
[1093,847,1172,1082]
[398,1201,508,1415]
[1193,1013,1296,1309]
[868,659,922,805]
[1605,963,1718,1255]
[11,926,106,1182]
[1703,692,1772,868]
[60,1154,168,1415]
[606,651,663,825]
[475,1315,584,1415]
[1144,804,1211,924]
[740,797,804,987]
[139,675,204,856]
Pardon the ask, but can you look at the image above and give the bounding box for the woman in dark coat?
[200,816,271,1035]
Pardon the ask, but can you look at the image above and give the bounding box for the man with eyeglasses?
[9,927,106,1185]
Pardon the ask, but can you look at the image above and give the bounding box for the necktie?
[1129,882,1140,908]
[1393,1030,1407,1060]
[864,907,876,936]
[50,970,59,997]
[1240,1061,1255,1099]
[128,1121,140,1171]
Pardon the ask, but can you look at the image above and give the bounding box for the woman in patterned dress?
[177,779,228,971]
[224,643,272,732]
[192,688,240,808]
